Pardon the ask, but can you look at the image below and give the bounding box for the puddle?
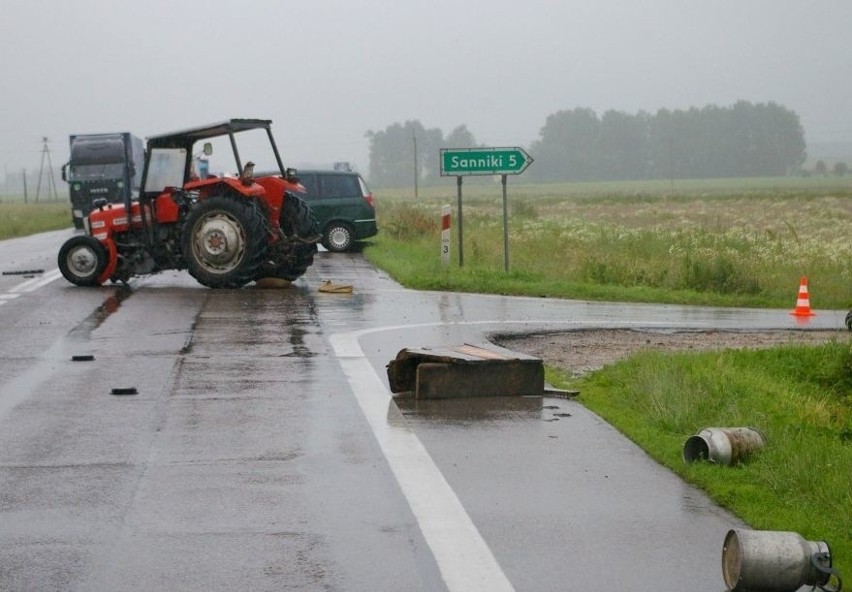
[68,285,133,340]
[395,395,544,424]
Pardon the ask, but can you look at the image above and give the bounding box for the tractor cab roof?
[146,118,273,150]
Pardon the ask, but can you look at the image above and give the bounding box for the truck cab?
[62,132,144,229]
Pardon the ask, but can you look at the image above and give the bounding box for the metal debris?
[387,342,544,399]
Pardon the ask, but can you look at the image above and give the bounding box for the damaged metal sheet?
[387,342,544,399]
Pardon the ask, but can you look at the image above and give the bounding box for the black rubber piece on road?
[110,387,138,395]
[71,355,95,362]
[3,269,45,276]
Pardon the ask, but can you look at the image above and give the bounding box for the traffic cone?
[790,276,815,317]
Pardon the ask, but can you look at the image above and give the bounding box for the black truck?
[62,132,144,229]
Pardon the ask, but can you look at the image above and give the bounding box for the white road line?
[330,329,516,592]
[0,294,21,306]
[328,317,724,591]
[8,268,63,293]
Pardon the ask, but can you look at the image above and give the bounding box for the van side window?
[299,173,318,197]
[320,174,360,199]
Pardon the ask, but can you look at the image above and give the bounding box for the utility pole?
[36,136,59,203]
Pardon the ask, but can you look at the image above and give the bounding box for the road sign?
[440,147,533,177]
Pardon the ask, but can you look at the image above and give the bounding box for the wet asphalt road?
[0,230,845,591]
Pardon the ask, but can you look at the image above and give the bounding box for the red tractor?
[58,119,319,288]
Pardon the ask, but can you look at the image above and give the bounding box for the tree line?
[365,101,807,186]
[365,121,477,187]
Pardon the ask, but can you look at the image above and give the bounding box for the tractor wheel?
[271,244,318,281]
[58,235,108,287]
[265,194,319,281]
[322,222,354,253]
[846,310,852,331]
[181,194,268,288]
[281,193,319,238]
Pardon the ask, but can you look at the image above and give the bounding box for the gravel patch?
[495,329,852,377]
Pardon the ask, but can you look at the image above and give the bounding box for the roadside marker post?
[440,204,451,265]
[439,147,533,271]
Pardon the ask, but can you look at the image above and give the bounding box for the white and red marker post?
[440,204,451,265]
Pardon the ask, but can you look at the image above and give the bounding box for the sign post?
[501,174,509,271]
[439,147,533,270]
[456,176,464,266]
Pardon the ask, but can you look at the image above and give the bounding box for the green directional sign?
[440,147,533,177]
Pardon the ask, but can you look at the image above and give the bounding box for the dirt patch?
[495,329,852,377]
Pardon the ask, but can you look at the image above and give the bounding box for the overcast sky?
[1,0,850,176]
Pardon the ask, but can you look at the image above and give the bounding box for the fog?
[1,0,850,179]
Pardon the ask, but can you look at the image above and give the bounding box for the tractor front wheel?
[181,194,267,288]
[58,236,108,287]
[269,243,318,282]
[268,194,319,281]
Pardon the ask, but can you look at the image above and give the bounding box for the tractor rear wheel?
[58,235,108,287]
[181,194,268,288]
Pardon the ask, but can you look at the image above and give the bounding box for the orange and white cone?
[790,276,815,317]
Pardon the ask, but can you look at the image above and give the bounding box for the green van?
[294,170,378,252]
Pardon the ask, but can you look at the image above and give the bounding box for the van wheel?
[322,223,354,252]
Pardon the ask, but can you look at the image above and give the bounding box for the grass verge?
[553,341,852,577]
[0,202,71,241]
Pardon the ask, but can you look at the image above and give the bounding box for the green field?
[366,176,852,309]
[395,173,852,198]
[0,201,72,240]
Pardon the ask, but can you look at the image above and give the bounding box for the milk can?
[722,529,841,592]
